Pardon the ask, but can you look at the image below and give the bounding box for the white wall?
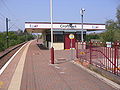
[48,42,64,50]
[53,43,64,50]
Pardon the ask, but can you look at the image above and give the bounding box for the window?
[46,31,64,42]
[54,34,64,42]
[46,34,51,41]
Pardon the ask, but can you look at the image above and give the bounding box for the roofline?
[25,28,106,31]
[25,22,105,25]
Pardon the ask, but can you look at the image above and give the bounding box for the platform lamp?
[80,8,85,42]
[50,0,54,64]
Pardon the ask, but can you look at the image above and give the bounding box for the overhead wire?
[1,0,11,11]
[13,24,24,30]
[8,20,23,31]
[0,0,23,30]
[0,16,4,21]
[0,12,6,18]
[1,0,13,18]
[0,12,5,28]
[0,0,8,31]
[0,0,10,18]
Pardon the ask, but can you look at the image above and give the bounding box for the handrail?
[92,49,120,71]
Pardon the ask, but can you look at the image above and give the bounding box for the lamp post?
[50,0,54,64]
[80,8,85,42]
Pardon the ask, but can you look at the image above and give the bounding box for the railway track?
[0,43,26,69]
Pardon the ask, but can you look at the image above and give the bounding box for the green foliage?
[100,19,120,42]
[0,40,5,52]
[100,30,114,42]
[86,34,100,41]
[0,32,6,51]
[0,30,34,52]
[100,6,120,42]
[116,5,120,25]
[86,5,120,42]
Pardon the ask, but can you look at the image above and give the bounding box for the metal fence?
[76,41,120,76]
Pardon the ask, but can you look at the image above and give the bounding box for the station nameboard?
[25,23,105,30]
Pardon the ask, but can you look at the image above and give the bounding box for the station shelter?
[25,22,105,50]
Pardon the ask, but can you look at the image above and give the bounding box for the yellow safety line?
[8,41,32,90]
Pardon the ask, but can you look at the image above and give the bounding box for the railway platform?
[0,40,118,90]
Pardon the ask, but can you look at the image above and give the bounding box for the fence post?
[89,41,92,64]
[76,40,78,58]
[114,41,119,74]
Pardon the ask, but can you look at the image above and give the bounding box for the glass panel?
[54,34,64,42]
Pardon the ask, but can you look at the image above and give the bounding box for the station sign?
[25,23,106,30]
[69,34,74,39]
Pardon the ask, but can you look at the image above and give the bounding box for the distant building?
[25,22,105,50]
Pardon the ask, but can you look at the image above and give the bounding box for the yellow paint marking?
[106,67,120,71]
[8,41,33,90]
[0,81,4,88]
[80,52,85,55]
[65,49,70,50]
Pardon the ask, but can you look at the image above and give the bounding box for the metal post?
[80,8,85,42]
[114,42,118,74]
[89,41,92,64]
[76,40,78,58]
[71,39,72,49]
[81,14,83,42]
[6,18,9,48]
[50,0,53,47]
[50,0,54,64]
[71,39,73,60]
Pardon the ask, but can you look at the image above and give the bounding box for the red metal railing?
[76,41,120,76]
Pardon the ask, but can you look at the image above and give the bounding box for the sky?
[0,0,120,32]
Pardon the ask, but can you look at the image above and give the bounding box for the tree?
[100,5,120,42]
[0,30,34,52]
[0,32,6,51]
[100,20,120,42]
[100,30,114,42]
[116,5,120,26]
[86,34,100,41]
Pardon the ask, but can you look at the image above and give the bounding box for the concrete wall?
[44,41,47,48]
[48,42,64,50]
[42,32,47,47]
[53,43,64,50]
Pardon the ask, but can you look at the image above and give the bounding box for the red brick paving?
[0,40,117,90]
[20,40,116,90]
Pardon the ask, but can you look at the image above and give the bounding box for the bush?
[86,34,100,41]
[0,31,34,52]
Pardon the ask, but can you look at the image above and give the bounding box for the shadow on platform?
[37,44,48,50]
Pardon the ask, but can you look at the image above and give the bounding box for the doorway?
[64,34,76,49]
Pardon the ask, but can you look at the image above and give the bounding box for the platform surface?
[0,40,116,90]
